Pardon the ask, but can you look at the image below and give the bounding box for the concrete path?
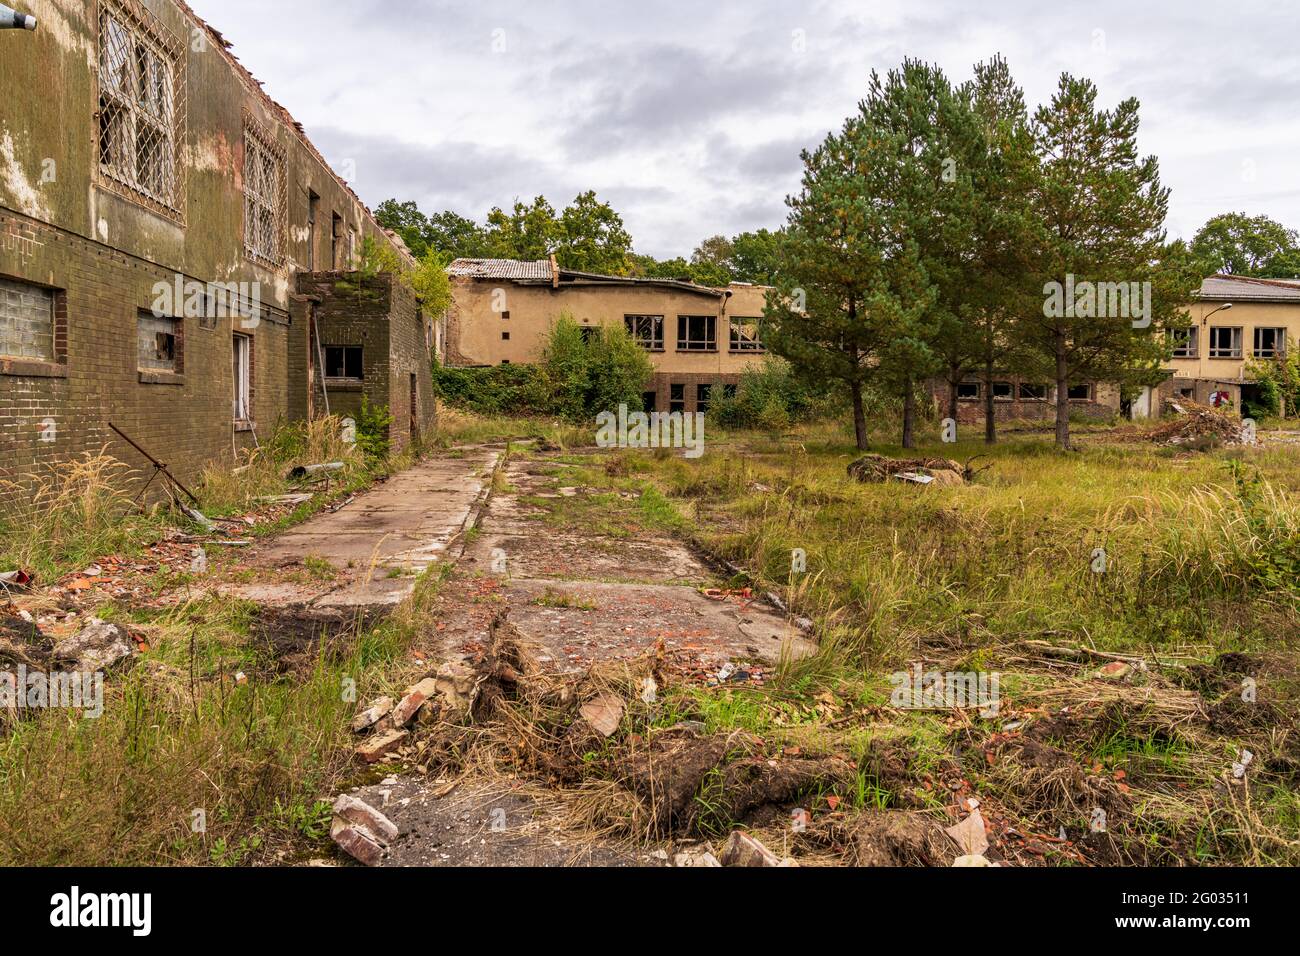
[232,446,500,609]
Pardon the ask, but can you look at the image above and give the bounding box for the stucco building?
[0,0,434,492]
[445,257,771,413]
[1151,275,1300,415]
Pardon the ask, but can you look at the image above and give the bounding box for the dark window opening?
[625,314,664,351]
[670,383,686,414]
[325,345,362,380]
[956,381,981,400]
[1170,326,1197,358]
[579,326,598,344]
[697,383,712,413]
[729,318,764,352]
[677,315,717,352]
[1208,326,1242,359]
[642,391,657,413]
[992,381,1013,400]
[1254,327,1286,358]
[723,384,738,399]
[1068,384,1093,401]
[1018,383,1048,401]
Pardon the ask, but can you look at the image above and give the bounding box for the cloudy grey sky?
[188,0,1300,259]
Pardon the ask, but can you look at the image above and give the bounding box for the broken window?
[723,384,738,399]
[137,311,180,372]
[697,383,712,413]
[642,391,658,413]
[670,383,686,414]
[1068,384,1093,401]
[677,315,717,352]
[324,345,362,380]
[1254,327,1286,358]
[233,334,251,422]
[956,381,980,400]
[579,326,598,345]
[1018,383,1047,401]
[729,317,764,352]
[0,278,55,361]
[625,314,664,351]
[97,2,182,216]
[991,381,1013,400]
[1208,326,1243,359]
[244,118,285,265]
[1169,326,1198,358]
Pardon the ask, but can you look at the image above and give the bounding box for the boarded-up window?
[0,278,55,361]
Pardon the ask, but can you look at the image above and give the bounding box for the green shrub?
[710,360,825,429]
[355,396,394,461]
[434,314,651,424]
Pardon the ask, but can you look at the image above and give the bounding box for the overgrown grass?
[0,572,444,866]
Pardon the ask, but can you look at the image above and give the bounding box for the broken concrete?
[52,619,134,671]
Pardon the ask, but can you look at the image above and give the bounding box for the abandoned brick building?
[445,257,771,413]
[0,0,435,493]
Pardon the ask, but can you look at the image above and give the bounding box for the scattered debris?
[355,728,409,764]
[945,804,990,859]
[579,694,625,737]
[393,678,439,726]
[330,794,399,866]
[1146,400,1250,447]
[674,850,722,867]
[289,462,345,480]
[51,619,134,671]
[0,570,33,591]
[848,454,979,486]
[719,831,792,867]
[352,696,394,733]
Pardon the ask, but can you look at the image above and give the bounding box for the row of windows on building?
[957,381,1095,402]
[643,382,738,414]
[95,1,354,270]
[0,276,254,424]
[1170,326,1288,359]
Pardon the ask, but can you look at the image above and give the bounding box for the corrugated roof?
[447,258,554,280]
[1199,275,1300,302]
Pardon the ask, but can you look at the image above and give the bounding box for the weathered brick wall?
[646,372,741,414]
[295,271,436,454]
[0,208,286,491]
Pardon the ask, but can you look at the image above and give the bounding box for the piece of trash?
[289,462,345,480]
[182,506,216,533]
[1232,749,1254,779]
[1096,661,1131,680]
[580,694,625,737]
[717,662,736,681]
[0,570,33,590]
[945,807,989,857]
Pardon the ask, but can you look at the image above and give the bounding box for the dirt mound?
[849,811,951,866]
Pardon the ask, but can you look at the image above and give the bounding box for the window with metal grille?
[244,119,285,265]
[625,314,664,351]
[677,315,716,352]
[729,318,764,352]
[97,1,183,217]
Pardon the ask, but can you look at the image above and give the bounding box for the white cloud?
[188,0,1300,259]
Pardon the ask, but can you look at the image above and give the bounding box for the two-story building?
[1154,274,1300,414]
[0,0,435,492]
[445,257,771,413]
